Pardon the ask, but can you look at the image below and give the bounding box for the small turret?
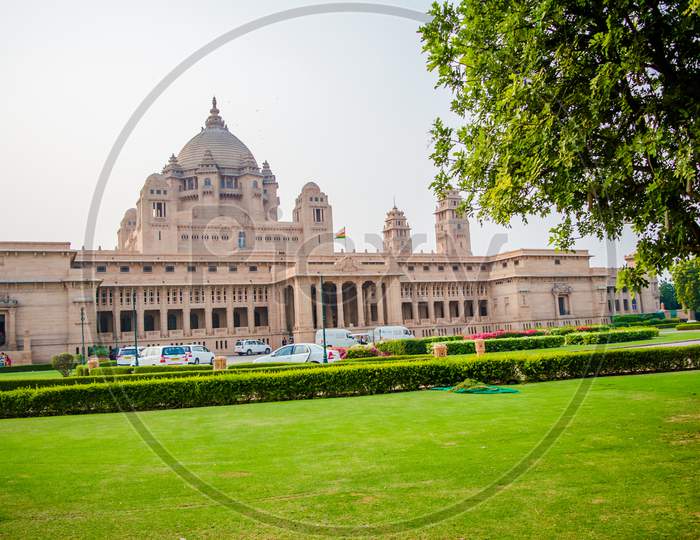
[435,190,472,256]
[383,203,412,255]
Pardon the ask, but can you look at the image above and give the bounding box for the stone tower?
[383,204,412,255]
[435,190,472,256]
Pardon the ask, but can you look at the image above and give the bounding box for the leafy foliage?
[659,280,681,309]
[670,258,700,312]
[564,327,658,344]
[420,1,700,286]
[51,353,76,377]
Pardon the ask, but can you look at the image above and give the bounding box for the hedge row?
[379,334,565,356]
[0,368,231,392]
[1,346,698,418]
[676,322,700,331]
[0,363,54,373]
[612,313,665,323]
[564,327,659,345]
[437,335,565,355]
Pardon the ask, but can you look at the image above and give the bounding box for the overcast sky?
[0,0,639,267]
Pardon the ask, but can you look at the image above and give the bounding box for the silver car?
[253,343,339,364]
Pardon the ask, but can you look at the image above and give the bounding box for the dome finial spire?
[205,95,225,129]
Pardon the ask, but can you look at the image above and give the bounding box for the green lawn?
[0,371,697,538]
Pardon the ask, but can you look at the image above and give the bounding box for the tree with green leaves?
[670,258,700,315]
[420,1,699,289]
[659,279,680,309]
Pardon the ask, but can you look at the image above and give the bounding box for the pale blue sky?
[0,0,639,266]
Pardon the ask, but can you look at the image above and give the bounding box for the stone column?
[386,277,402,325]
[112,287,120,340]
[247,285,255,333]
[336,282,345,328]
[427,284,435,323]
[226,286,235,334]
[7,307,17,350]
[160,286,168,337]
[136,287,145,338]
[315,281,323,330]
[204,286,213,335]
[356,281,366,328]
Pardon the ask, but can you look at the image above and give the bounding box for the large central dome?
[177,97,258,170]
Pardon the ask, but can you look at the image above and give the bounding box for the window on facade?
[208,266,217,273]
[514,260,520,266]
[452,265,459,271]
[165,265,175,273]
[502,262,507,268]
[152,202,166,218]
[558,296,569,315]
[143,265,152,273]
[554,259,561,265]
[478,299,488,316]
[228,265,237,272]
[96,265,106,273]
[623,298,629,311]
[438,266,444,271]
[119,266,129,273]
[204,178,211,187]
[423,265,430,271]
[313,208,324,222]
[249,266,258,272]
[187,265,196,273]
[238,231,246,249]
[467,265,473,271]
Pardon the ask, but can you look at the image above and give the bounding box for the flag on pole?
[335,227,346,239]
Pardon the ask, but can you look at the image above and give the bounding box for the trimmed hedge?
[1,346,698,418]
[438,335,565,355]
[676,322,700,331]
[564,327,658,345]
[549,324,610,335]
[612,313,665,323]
[0,363,54,373]
[133,365,213,374]
[0,368,231,392]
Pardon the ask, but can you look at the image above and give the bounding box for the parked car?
[253,343,339,364]
[116,346,144,366]
[370,326,414,342]
[234,339,271,356]
[315,328,357,348]
[182,344,215,365]
[135,345,187,366]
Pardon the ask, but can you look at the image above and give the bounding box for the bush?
[564,327,658,345]
[1,346,698,418]
[466,329,547,340]
[437,335,564,355]
[612,312,665,324]
[345,345,381,359]
[676,322,700,331]
[376,335,465,355]
[51,353,76,377]
[549,324,610,335]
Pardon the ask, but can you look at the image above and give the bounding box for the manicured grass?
[0,371,697,538]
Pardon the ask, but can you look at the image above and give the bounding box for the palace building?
[0,98,659,363]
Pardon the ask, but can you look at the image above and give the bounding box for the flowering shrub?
[345,345,384,359]
[466,329,546,340]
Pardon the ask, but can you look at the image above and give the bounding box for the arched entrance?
[341,282,359,327]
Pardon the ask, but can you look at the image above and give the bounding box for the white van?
[371,326,414,342]
[134,345,187,366]
[315,328,357,348]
